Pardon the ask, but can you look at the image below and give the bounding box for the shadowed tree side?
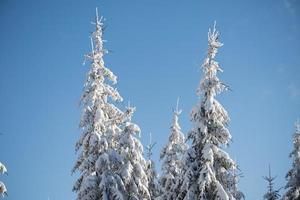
[282,120,300,200]
[263,165,280,200]
[230,166,244,200]
[145,133,160,199]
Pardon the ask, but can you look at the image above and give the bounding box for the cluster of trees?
[0,8,297,200]
[71,9,300,200]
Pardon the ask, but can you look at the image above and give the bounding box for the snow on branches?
[73,8,150,200]
[159,99,188,200]
[145,133,160,199]
[283,119,300,200]
[176,22,240,200]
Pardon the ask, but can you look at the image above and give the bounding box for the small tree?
[159,99,188,200]
[282,119,300,200]
[263,165,281,200]
[145,133,160,199]
[176,22,239,200]
[117,106,150,199]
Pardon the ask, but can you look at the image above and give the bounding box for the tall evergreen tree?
[283,119,300,200]
[145,133,160,199]
[176,22,239,200]
[263,165,280,200]
[72,8,149,200]
[159,99,188,200]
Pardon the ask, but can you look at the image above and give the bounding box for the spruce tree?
[72,8,147,200]
[263,165,280,200]
[117,106,151,199]
[159,99,188,200]
[176,22,239,200]
[283,119,300,200]
[145,133,160,199]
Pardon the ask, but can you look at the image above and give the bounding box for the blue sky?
[0,0,299,199]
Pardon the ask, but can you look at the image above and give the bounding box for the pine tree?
[159,99,188,200]
[146,133,160,199]
[117,105,150,200]
[72,8,138,200]
[283,119,300,200]
[0,162,7,197]
[176,22,239,200]
[263,165,280,200]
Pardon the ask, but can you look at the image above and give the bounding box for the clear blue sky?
[0,0,299,199]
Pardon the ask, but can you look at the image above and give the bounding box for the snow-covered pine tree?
[263,165,281,200]
[159,99,188,200]
[0,162,7,197]
[117,105,150,200]
[282,119,300,200]
[72,8,136,200]
[146,133,160,199]
[176,22,238,200]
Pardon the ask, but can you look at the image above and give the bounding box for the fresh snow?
[282,120,300,200]
[73,8,150,200]
[174,22,241,200]
[72,9,246,200]
[158,99,188,200]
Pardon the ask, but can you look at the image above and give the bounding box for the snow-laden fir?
[72,8,150,200]
[175,23,240,200]
[263,166,280,200]
[145,133,161,199]
[283,120,300,200]
[0,162,7,197]
[118,116,151,199]
[158,99,188,200]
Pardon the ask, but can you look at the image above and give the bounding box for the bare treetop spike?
[96,7,99,24]
[174,97,182,115]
